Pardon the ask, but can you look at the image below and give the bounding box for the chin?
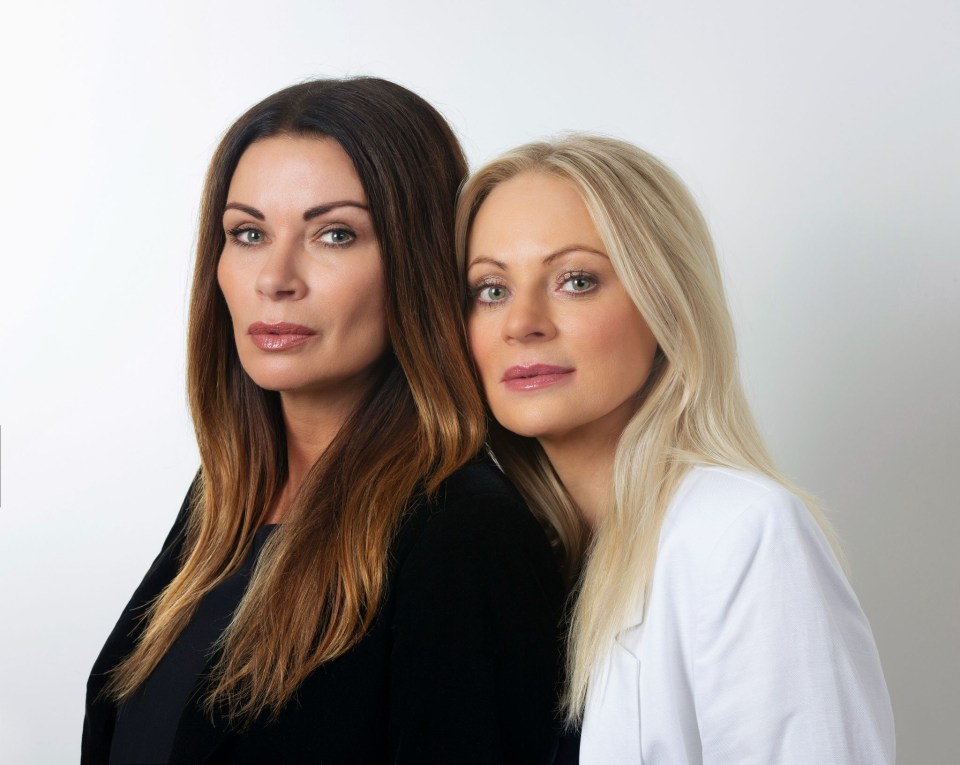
[238,365,309,393]
[244,377,300,393]
[492,412,564,441]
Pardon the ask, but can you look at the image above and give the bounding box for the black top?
[110,525,277,764]
[83,458,567,764]
[554,729,581,764]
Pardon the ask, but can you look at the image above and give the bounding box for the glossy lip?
[248,322,316,351]
[501,363,575,391]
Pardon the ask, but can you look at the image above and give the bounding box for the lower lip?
[503,371,574,391]
[250,334,314,351]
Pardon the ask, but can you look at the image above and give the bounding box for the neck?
[539,429,619,530]
[265,386,368,523]
[536,396,639,529]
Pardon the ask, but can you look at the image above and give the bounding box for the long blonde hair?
[456,134,838,721]
[107,78,485,722]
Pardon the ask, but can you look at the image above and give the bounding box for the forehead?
[468,171,603,259]
[227,135,367,206]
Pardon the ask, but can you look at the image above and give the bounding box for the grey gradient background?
[1,0,957,762]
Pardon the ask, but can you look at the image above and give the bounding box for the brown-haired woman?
[81,78,566,764]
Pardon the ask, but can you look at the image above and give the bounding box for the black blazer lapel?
[82,478,198,764]
[167,644,236,764]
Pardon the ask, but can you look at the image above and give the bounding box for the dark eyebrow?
[223,202,264,220]
[303,201,369,220]
[223,200,369,221]
[467,245,608,272]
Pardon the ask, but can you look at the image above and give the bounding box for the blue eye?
[475,284,509,304]
[320,228,356,247]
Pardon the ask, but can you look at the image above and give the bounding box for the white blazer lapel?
[580,612,646,763]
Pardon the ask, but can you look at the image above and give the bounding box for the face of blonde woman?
[217,135,389,403]
[465,172,659,449]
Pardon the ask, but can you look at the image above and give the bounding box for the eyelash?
[557,270,597,293]
[470,278,509,307]
[227,226,263,248]
[225,225,357,249]
[469,270,599,306]
[318,226,357,247]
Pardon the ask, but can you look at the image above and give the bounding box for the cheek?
[614,324,658,388]
[467,317,496,381]
[339,261,388,337]
[579,305,658,386]
[216,258,240,318]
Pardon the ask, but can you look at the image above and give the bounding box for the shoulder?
[651,466,854,637]
[659,465,819,564]
[435,455,526,507]
[84,474,201,753]
[392,455,559,582]
[648,465,844,622]
[666,465,795,526]
[652,470,895,763]
[402,456,539,544]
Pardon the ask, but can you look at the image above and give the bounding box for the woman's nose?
[502,291,556,343]
[255,241,307,300]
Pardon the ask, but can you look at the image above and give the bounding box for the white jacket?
[580,466,895,764]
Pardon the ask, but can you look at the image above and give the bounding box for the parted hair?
[455,134,838,721]
[107,78,486,722]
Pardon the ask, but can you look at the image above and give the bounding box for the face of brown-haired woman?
[217,135,389,408]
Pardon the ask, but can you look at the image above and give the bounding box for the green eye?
[320,228,356,246]
[476,285,508,304]
[228,227,264,246]
[561,274,595,293]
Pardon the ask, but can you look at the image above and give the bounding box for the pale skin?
[466,172,660,528]
[218,135,389,523]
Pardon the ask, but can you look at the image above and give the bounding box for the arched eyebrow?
[224,202,265,220]
[467,245,608,271]
[222,201,370,221]
[302,201,369,220]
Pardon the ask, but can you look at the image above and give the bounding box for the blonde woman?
[457,135,895,764]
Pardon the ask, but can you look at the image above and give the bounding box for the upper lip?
[248,322,316,335]
[502,364,574,381]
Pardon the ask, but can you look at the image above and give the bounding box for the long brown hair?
[108,78,486,721]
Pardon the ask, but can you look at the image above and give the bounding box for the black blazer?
[82,459,567,764]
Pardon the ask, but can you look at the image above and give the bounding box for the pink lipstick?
[502,364,575,391]
[248,322,316,351]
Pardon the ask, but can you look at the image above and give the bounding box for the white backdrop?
[1,1,957,762]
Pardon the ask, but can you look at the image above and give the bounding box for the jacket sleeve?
[693,488,896,764]
[386,489,566,765]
